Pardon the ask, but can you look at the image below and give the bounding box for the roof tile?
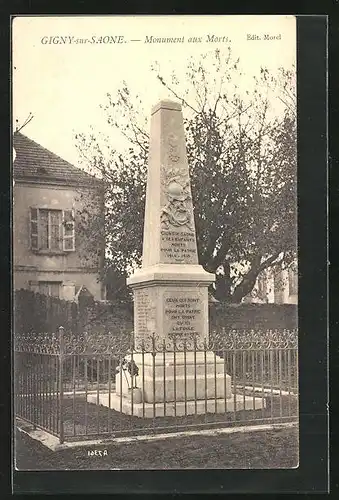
[13,132,99,185]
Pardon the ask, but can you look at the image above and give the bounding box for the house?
[242,262,298,305]
[13,132,106,301]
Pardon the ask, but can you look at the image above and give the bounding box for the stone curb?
[16,417,298,452]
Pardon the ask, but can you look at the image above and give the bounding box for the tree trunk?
[231,261,262,303]
[231,274,258,303]
[211,259,262,304]
[213,262,233,302]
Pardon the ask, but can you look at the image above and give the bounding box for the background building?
[243,262,298,305]
[13,132,105,301]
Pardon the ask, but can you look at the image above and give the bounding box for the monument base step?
[87,392,266,418]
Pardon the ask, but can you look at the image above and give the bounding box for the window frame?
[288,266,298,296]
[29,206,75,253]
[257,272,267,297]
[38,280,62,298]
[39,208,62,251]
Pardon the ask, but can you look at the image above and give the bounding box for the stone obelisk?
[127,100,215,350]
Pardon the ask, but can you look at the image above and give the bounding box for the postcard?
[12,14,299,474]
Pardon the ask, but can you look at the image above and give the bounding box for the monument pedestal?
[115,352,232,403]
[88,351,265,418]
[89,392,265,418]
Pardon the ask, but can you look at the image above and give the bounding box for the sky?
[12,15,296,169]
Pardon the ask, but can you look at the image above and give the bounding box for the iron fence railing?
[14,327,298,443]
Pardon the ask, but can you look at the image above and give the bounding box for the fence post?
[58,326,65,444]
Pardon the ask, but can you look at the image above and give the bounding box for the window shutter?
[63,209,75,251]
[30,208,38,250]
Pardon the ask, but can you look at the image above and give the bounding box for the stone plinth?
[115,352,232,403]
[88,392,266,418]
[129,276,212,352]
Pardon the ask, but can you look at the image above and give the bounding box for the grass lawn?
[15,425,299,470]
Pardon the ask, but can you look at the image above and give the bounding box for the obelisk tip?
[151,100,182,115]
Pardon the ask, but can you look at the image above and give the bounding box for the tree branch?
[258,251,284,273]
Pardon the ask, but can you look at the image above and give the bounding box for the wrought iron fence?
[14,327,298,443]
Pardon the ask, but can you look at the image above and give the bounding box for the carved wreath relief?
[160,133,194,232]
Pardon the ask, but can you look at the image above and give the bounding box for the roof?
[13,132,100,186]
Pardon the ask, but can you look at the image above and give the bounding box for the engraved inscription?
[134,289,156,346]
[164,291,203,341]
[160,229,198,263]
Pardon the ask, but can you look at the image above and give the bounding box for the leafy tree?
[75,49,296,303]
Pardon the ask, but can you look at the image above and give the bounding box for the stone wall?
[14,289,133,336]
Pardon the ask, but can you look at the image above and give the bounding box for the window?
[288,267,298,295]
[39,209,62,250]
[30,208,75,252]
[38,281,61,297]
[257,273,267,297]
